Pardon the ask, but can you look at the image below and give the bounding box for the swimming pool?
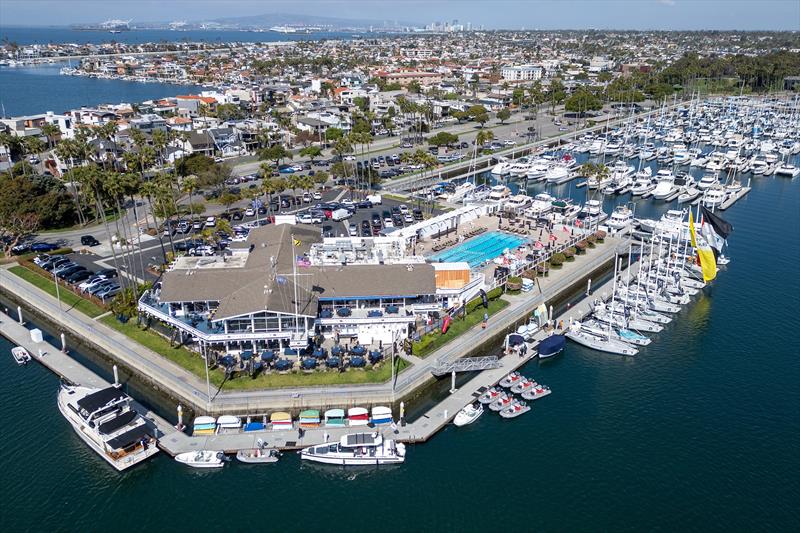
[430,231,528,268]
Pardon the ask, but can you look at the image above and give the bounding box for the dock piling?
[113,365,119,387]
[176,404,183,430]
[586,278,592,295]
[450,370,457,394]
[60,333,66,353]
[17,306,22,324]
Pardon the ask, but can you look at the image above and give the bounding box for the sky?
[1,0,799,30]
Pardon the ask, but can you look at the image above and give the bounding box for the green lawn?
[101,315,409,390]
[413,298,510,358]
[9,265,106,318]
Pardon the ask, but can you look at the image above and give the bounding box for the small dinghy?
[499,400,530,419]
[489,393,514,412]
[521,385,552,401]
[511,378,536,394]
[478,387,502,404]
[236,440,281,464]
[11,346,31,365]
[175,450,226,469]
[453,402,484,427]
[498,371,522,388]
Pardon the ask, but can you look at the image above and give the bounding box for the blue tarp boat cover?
[244,422,266,432]
[507,334,525,346]
[538,335,566,357]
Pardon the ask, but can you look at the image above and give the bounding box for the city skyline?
[1,0,799,31]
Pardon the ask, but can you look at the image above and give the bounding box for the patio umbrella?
[302,358,317,370]
[220,355,235,367]
[240,350,253,360]
[350,356,366,368]
[260,350,275,362]
[274,359,292,371]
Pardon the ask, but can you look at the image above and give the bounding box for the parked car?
[33,254,51,266]
[192,219,204,230]
[57,265,87,279]
[189,245,215,256]
[41,257,70,271]
[297,213,313,224]
[88,280,117,297]
[80,235,100,246]
[348,223,358,236]
[96,285,121,300]
[79,275,107,292]
[95,268,117,279]
[404,212,414,223]
[66,270,93,284]
[30,242,59,252]
[413,208,424,221]
[205,216,217,227]
[244,207,255,217]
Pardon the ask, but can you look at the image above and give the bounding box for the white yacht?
[454,403,484,427]
[11,346,31,365]
[630,168,656,196]
[488,185,511,202]
[577,199,607,225]
[300,432,406,465]
[175,450,226,468]
[565,323,638,356]
[57,384,159,471]
[606,205,634,231]
[702,186,727,208]
[652,170,678,200]
[544,165,574,184]
[697,173,719,190]
[526,192,555,217]
[491,157,513,176]
[508,157,534,178]
[774,162,800,178]
[677,182,701,203]
[525,159,551,181]
[750,159,769,175]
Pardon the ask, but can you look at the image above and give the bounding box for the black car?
[66,269,93,284]
[371,212,382,225]
[356,200,373,209]
[360,220,371,231]
[80,235,100,246]
[413,208,424,221]
[95,268,118,278]
[231,210,244,221]
[361,226,372,237]
[42,257,70,271]
[57,265,86,279]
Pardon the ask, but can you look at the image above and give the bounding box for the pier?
[2,235,631,455]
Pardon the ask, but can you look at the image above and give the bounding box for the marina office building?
[138,224,481,353]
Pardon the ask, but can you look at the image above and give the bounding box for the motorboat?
[489,393,514,412]
[508,157,534,178]
[488,185,512,202]
[697,173,719,190]
[498,371,522,388]
[453,402,484,427]
[57,384,159,471]
[478,387,503,404]
[577,199,608,226]
[750,159,769,175]
[236,440,281,464]
[606,205,634,231]
[11,346,31,365]
[511,378,536,394]
[652,170,678,200]
[526,192,555,217]
[565,323,638,356]
[544,165,575,184]
[525,160,551,181]
[702,186,727,208]
[490,157,513,176]
[499,400,530,418]
[774,162,800,177]
[582,318,652,347]
[175,450,226,469]
[677,183,701,203]
[537,334,566,359]
[521,384,552,401]
[300,432,406,465]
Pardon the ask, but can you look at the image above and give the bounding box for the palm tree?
[40,123,61,150]
[181,175,198,219]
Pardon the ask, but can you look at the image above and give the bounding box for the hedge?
[550,252,566,267]
[465,286,503,314]
[594,230,607,242]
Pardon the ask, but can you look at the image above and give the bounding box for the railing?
[431,355,502,376]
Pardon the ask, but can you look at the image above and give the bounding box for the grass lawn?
[413,297,510,358]
[9,265,106,318]
[101,315,409,390]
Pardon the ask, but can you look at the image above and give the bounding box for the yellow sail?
[689,212,717,282]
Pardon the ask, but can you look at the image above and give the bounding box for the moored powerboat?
[11,346,31,365]
[454,402,484,427]
[521,384,552,401]
[499,400,530,418]
[300,432,406,465]
[478,387,503,404]
[498,371,522,388]
[175,450,226,468]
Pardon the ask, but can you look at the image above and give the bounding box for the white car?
[384,218,394,228]
[348,224,358,236]
[343,155,356,161]
[80,276,109,294]
[190,245,215,256]
[312,191,322,200]
[297,213,313,224]
[503,139,516,146]
[404,213,414,223]
[192,220,204,230]
[399,204,409,214]
[244,208,255,217]
[205,216,216,227]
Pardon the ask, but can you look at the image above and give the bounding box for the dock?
[720,186,751,210]
[0,308,191,452]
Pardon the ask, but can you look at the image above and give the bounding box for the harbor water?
[2,169,798,531]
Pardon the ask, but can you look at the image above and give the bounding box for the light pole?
[202,342,212,413]
[53,269,63,313]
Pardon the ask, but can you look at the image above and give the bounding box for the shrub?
[586,234,597,244]
[575,240,588,251]
[550,252,566,267]
[594,230,606,242]
[563,247,576,261]
[506,275,523,291]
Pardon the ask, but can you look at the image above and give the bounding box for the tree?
[219,190,240,212]
[427,132,459,147]
[548,79,567,112]
[474,111,489,128]
[175,153,215,177]
[299,145,322,163]
[258,144,292,166]
[496,108,512,124]
[215,103,245,121]
[198,163,232,191]
[181,175,198,219]
[565,89,603,115]
[325,127,344,143]
[353,96,370,113]
[476,130,495,148]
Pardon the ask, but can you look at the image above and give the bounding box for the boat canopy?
[217,415,241,428]
[98,410,137,435]
[106,424,151,450]
[324,408,345,420]
[76,387,128,416]
[538,334,566,356]
[342,433,382,447]
[270,412,291,422]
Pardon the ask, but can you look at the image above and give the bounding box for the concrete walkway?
[0,237,623,415]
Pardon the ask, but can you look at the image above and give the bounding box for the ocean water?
[0,61,205,116]
[0,26,359,46]
[2,168,799,531]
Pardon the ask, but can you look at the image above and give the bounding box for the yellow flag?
[689,211,717,282]
[293,238,301,247]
